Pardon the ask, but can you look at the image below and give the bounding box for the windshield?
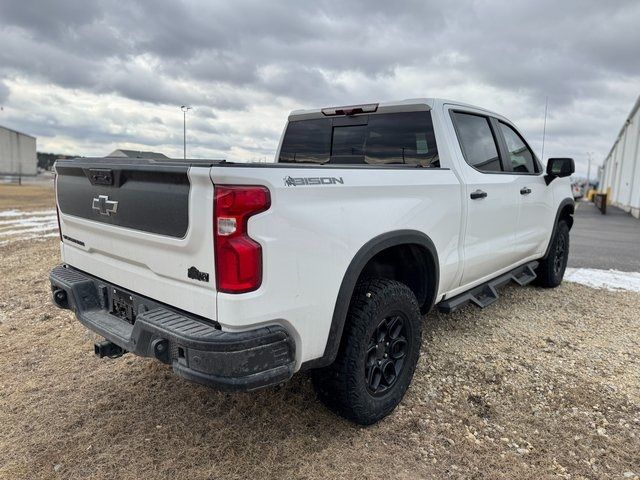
[278,111,439,167]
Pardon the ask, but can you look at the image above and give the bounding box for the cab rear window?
[278,111,439,167]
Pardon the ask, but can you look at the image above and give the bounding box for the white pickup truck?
[50,98,575,424]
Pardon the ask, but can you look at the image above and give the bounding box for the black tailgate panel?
[56,161,191,238]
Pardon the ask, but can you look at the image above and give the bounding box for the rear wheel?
[312,278,422,425]
[536,220,570,288]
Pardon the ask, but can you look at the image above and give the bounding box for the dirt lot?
[0,183,55,211]
[0,186,639,479]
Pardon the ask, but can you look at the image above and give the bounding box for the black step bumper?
[49,265,295,391]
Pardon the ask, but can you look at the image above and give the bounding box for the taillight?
[56,207,63,241]
[54,173,63,242]
[214,185,270,293]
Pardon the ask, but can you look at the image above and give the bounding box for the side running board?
[437,261,539,314]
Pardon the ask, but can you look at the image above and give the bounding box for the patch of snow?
[0,214,57,226]
[0,208,59,243]
[1,224,59,236]
[564,268,640,293]
[0,209,55,218]
[0,209,22,217]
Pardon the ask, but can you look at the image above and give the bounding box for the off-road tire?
[312,278,422,425]
[535,220,570,288]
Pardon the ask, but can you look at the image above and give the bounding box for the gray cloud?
[0,0,638,174]
[0,80,8,103]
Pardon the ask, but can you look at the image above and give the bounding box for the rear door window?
[451,112,503,173]
[278,111,439,167]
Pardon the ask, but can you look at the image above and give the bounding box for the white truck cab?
[50,98,574,424]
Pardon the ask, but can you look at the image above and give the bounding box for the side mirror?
[545,157,575,185]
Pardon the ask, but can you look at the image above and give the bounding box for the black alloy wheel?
[365,314,409,396]
[311,278,423,425]
[535,220,570,288]
[553,233,567,275]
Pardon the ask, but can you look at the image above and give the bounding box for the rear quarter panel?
[211,165,462,367]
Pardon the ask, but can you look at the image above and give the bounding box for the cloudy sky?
[1,0,639,176]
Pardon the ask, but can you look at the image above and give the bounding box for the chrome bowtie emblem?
[92,195,118,216]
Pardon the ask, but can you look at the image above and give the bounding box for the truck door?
[493,120,554,258]
[448,109,521,287]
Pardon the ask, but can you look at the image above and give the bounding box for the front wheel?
[536,220,570,288]
[312,278,423,425]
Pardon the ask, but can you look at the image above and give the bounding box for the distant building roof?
[108,149,168,159]
[0,124,37,140]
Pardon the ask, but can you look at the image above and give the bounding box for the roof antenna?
[540,96,548,161]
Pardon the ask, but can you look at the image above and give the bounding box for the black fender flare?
[302,230,439,370]
[542,198,575,260]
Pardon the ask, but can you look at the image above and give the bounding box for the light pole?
[181,105,192,160]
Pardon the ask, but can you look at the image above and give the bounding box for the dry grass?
[0,236,638,480]
[0,182,56,211]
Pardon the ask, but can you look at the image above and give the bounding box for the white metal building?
[599,96,640,218]
[0,125,37,176]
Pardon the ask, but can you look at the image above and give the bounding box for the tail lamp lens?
[214,185,270,293]
[54,173,63,242]
[56,207,62,241]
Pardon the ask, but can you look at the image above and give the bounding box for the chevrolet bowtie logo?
[92,195,119,216]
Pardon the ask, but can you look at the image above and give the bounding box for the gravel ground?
[0,184,55,210]
[0,235,638,480]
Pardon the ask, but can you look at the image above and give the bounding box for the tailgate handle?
[87,168,114,186]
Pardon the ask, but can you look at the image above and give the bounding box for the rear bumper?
[49,264,295,391]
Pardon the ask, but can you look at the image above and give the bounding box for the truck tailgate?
[55,159,218,320]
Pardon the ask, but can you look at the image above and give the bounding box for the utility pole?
[180,105,192,160]
[584,151,594,199]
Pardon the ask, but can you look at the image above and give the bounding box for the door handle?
[470,189,488,200]
[520,187,532,195]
